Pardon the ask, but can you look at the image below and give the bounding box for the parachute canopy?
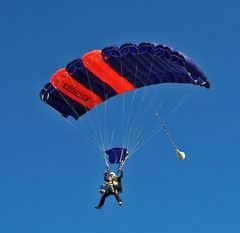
[40,42,210,119]
[105,147,128,164]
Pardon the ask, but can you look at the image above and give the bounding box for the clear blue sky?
[1,0,240,232]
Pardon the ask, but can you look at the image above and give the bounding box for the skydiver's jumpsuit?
[97,171,123,208]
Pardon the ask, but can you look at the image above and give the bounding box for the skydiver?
[95,168,123,209]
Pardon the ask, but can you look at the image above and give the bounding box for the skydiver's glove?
[99,189,105,194]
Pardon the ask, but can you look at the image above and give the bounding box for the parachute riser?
[103,154,129,175]
[103,152,110,172]
[117,155,129,175]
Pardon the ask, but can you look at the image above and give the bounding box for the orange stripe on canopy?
[50,68,103,109]
[82,50,135,94]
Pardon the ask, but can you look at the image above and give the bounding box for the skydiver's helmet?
[109,172,116,177]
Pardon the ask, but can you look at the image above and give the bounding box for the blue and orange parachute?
[40,42,210,120]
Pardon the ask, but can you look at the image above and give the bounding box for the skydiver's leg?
[114,192,122,205]
[97,192,110,208]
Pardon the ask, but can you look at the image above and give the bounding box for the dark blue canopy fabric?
[102,42,210,89]
[105,148,128,164]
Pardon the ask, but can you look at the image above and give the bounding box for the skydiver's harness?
[102,179,120,193]
[101,166,123,194]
